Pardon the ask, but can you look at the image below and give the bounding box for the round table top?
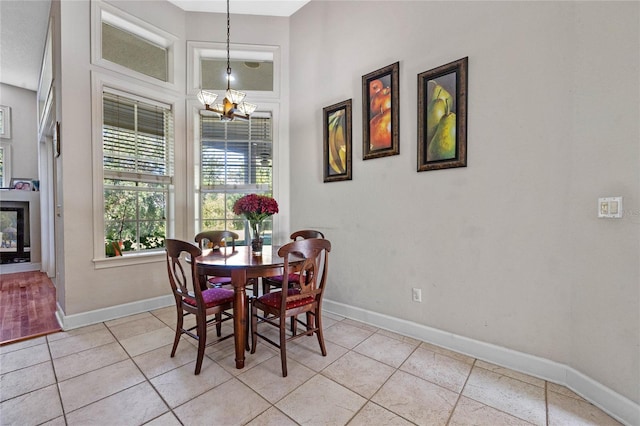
[195,245,283,269]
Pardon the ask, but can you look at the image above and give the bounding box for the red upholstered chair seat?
[184,287,234,308]
[265,273,301,286]
[256,288,314,310]
[208,276,232,286]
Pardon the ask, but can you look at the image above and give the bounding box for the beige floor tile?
[285,335,349,373]
[377,328,422,346]
[246,406,298,426]
[143,412,182,426]
[133,340,199,379]
[547,390,622,425]
[52,341,129,381]
[319,313,341,329]
[372,370,458,425]
[0,384,63,425]
[276,374,366,425]
[208,337,278,376]
[107,315,167,340]
[0,336,47,354]
[547,382,584,400]
[322,311,345,322]
[48,328,115,359]
[348,402,415,426]
[40,416,66,426]
[420,341,476,364]
[65,382,168,426]
[322,351,395,398]
[46,323,107,343]
[0,342,50,374]
[323,321,375,349]
[150,358,233,408]
[104,311,153,327]
[173,378,271,425]
[238,356,315,403]
[353,332,418,368]
[449,396,536,425]
[150,306,184,329]
[118,326,176,357]
[462,366,546,425]
[475,360,545,388]
[0,360,56,402]
[58,359,145,413]
[342,318,379,332]
[400,346,473,393]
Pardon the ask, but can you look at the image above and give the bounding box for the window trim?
[91,1,179,90]
[186,99,281,242]
[91,72,179,267]
[187,41,280,100]
[0,142,11,187]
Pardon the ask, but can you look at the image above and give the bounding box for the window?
[0,143,10,187]
[102,92,173,257]
[91,1,178,89]
[102,22,168,82]
[198,113,273,244]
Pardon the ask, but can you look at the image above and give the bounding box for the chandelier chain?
[226,0,231,91]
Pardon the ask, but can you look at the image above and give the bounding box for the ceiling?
[0,0,52,91]
[0,0,309,92]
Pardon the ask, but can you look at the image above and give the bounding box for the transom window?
[102,92,174,256]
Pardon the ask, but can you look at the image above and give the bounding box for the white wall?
[289,0,639,406]
[0,84,39,180]
[54,0,292,317]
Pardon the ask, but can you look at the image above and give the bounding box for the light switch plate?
[598,196,623,218]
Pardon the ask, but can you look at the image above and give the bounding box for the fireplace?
[0,201,30,264]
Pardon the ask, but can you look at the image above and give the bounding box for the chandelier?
[197,0,257,121]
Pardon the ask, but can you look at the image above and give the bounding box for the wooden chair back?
[166,238,203,304]
[195,230,238,250]
[278,238,331,309]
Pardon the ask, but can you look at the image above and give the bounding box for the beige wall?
[289,1,639,404]
[0,84,39,180]
[54,0,290,315]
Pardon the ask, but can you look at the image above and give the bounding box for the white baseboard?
[0,262,42,274]
[323,299,640,426]
[56,295,174,330]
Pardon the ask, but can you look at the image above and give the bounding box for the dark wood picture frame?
[323,99,352,183]
[362,62,399,160]
[417,57,468,172]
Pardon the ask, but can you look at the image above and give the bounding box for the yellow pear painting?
[327,109,347,175]
[426,74,457,162]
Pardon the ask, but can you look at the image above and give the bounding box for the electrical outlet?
[412,288,422,302]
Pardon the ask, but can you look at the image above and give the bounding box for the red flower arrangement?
[233,194,279,223]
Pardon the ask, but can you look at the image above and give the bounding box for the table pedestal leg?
[232,269,247,369]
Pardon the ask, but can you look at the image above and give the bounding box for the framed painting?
[323,99,352,183]
[0,105,11,139]
[362,62,399,160]
[417,57,468,172]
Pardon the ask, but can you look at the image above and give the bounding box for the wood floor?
[0,271,61,345]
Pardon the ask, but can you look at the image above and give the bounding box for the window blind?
[201,114,272,189]
[103,93,173,183]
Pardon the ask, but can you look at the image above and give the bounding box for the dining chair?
[261,229,325,295]
[251,238,331,377]
[195,230,239,288]
[165,238,235,375]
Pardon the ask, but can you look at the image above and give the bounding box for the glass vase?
[249,220,264,256]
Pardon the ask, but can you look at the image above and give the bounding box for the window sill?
[93,250,165,269]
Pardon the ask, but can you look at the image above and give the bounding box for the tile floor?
[0,307,623,425]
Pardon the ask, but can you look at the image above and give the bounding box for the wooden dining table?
[194,244,296,369]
